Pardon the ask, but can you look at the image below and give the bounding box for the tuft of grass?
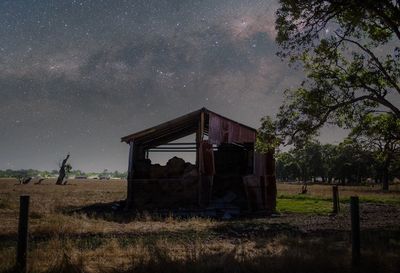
[44,253,85,273]
[75,236,105,250]
[0,198,12,210]
[0,246,15,273]
[30,211,42,219]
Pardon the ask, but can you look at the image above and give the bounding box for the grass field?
[277,183,400,214]
[0,179,399,273]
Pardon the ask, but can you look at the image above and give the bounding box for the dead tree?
[15,171,31,185]
[17,177,24,185]
[35,178,45,185]
[23,177,32,184]
[18,177,32,185]
[56,154,70,185]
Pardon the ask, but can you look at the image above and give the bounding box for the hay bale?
[150,164,166,179]
[166,156,186,177]
[183,163,198,177]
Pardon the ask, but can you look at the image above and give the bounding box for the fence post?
[17,195,30,273]
[350,196,360,267]
[332,185,339,213]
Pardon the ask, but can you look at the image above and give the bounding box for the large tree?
[349,113,400,190]
[275,0,400,144]
[331,138,375,185]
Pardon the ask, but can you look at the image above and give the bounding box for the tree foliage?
[349,113,400,189]
[275,139,397,185]
[0,169,127,179]
[255,116,282,153]
[0,169,40,181]
[275,0,400,144]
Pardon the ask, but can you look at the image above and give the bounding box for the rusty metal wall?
[208,113,256,145]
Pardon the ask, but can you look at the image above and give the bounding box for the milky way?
[0,0,333,171]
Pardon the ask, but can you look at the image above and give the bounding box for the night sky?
[0,0,345,172]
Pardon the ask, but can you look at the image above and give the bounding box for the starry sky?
[0,0,347,172]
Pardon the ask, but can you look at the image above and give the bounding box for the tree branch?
[364,2,400,40]
[335,32,400,95]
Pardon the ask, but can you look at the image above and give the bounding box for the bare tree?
[56,154,70,185]
[35,178,45,185]
[14,170,32,185]
[21,177,32,184]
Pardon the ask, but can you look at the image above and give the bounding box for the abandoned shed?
[121,107,276,217]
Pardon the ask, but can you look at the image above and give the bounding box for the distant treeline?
[276,140,400,185]
[0,169,127,179]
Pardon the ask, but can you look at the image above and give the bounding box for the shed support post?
[196,111,205,167]
[332,185,340,214]
[265,150,277,214]
[125,141,135,210]
[197,111,211,207]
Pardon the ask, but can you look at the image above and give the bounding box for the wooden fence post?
[350,196,360,267]
[332,185,339,213]
[17,195,30,273]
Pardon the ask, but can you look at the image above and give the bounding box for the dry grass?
[278,182,400,200]
[2,235,400,273]
[0,178,400,273]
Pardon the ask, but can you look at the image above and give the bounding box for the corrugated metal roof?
[121,107,256,147]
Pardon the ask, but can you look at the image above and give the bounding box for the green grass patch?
[277,193,400,214]
[280,193,400,205]
[277,196,332,214]
[278,194,331,202]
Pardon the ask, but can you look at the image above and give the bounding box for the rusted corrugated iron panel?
[254,151,277,212]
[253,152,266,176]
[208,113,256,145]
[243,175,265,211]
[266,175,277,213]
[199,140,215,175]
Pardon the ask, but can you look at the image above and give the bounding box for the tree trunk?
[382,166,389,191]
[56,154,70,185]
[356,165,361,185]
[357,175,361,185]
[382,154,392,191]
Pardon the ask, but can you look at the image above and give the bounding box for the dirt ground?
[0,178,399,235]
[0,178,399,273]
